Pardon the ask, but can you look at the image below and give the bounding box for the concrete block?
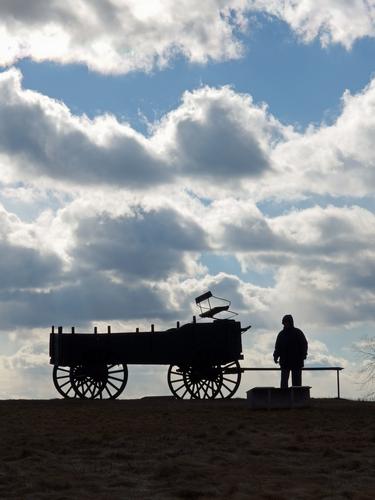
[246,386,311,409]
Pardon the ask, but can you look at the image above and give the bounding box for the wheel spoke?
[58,380,71,389]
[172,381,186,391]
[180,387,189,398]
[107,375,124,382]
[222,376,236,384]
[203,382,210,398]
[221,381,232,392]
[107,379,119,391]
[66,385,74,396]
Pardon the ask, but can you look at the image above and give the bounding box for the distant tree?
[356,337,375,399]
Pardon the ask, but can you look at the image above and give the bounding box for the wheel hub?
[73,364,108,384]
[189,365,221,383]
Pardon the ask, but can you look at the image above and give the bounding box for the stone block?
[246,386,311,409]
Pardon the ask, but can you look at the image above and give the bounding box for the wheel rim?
[53,365,77,399]
[216,361,242,399]
[168,365,192,399]
[70,364,128,399]
[99,364,128,399]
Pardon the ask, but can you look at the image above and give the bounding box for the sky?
[0,0,375,399]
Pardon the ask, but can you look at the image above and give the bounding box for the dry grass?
[0,398,374,499]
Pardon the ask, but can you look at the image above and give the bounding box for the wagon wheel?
[53,365,77,399]
[216,361,242,399]
[167,364,222,399]
[99,364,128,399]
[70,363,128,399]
[167,365,191,399]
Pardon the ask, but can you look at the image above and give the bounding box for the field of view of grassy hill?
[0,398,374,499]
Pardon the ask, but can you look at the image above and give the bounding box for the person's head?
[282,314,294,327]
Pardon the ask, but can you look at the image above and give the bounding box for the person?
[273,314,308,388]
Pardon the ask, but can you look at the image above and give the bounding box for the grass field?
[0,398,374,499]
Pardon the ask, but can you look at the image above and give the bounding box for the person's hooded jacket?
[273,325,308,369]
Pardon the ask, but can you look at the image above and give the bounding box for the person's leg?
[291,369,302,386]
[280,368,290,388]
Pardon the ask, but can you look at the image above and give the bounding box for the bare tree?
[356,337,375,399]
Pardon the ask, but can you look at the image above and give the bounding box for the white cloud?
[3,66,375,200]
[250,0,375,49]
[0,0,247,74]
[273,78,375,198]
[154,85,282,182]
[0,68,171,189]
[188,201,375,328]
[0,69,280,191]
[0,1,374,76]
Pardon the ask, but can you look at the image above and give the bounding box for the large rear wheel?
[70,363,128,399]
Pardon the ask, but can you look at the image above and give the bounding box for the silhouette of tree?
[357,337,375,400]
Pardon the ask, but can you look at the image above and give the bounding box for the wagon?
[49,292,250,400]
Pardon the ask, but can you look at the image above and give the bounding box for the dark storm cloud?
[0,274,173,330]
[0,241,62,290]
[72,207,208,279]
[176,103,270,178]
[221,217,289,252]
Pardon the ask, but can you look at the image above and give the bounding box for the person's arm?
[273,333,281,364]
[300,331,308,359]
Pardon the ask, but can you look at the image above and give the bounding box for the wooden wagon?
[49,292,250,400]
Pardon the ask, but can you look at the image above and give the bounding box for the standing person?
[273,315,308,388]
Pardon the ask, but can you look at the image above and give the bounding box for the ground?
[0,398,374,499]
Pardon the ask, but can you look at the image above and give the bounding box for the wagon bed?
[50,317,246,400]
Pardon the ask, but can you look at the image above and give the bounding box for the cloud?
[267,78,375,199]
[72,206,208,280]
[4,66,375,199]
[0,1,374,76]
[0,69,278,190]
[0,274,175,330]
[0,68,171,189]
[0,0,247,74]
[0,241,61,290]
[0,204,63,290]
[197,201,375,327]
[4,65,373,200]
[156,86,279,182]
[250,0,375,49]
